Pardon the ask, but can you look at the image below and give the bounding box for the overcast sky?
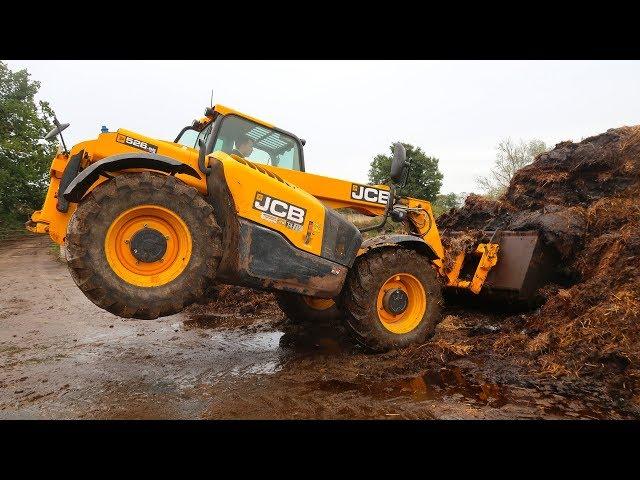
[6,60,640,194]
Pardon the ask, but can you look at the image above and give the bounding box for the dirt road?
[0,236,632,419]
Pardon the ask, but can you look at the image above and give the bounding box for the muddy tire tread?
[66,172,222,319]
[339,247,443,352]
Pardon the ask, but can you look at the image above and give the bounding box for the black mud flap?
[321,207,362,267]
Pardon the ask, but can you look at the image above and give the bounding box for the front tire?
[65,172,222,319]
[339,248,442,352]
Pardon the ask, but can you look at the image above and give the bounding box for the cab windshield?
[175,114,303,171]
[213,115,302,171]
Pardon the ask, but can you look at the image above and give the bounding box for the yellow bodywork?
[212,152,326,256]
[28,131,206,244]
[28,103,498,294]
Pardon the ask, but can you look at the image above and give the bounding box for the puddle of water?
[402,368,509,408]
[388,367,609,418]
[184,313,356,357]
[199,330,286,379]
[208,330,284,353]
[277,321,358,356]
[179,313,353,381]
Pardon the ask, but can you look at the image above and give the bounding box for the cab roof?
[213,104,274,128]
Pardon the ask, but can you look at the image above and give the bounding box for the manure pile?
[438,126,640,395]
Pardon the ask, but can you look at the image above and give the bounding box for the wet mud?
[1,236,634,419]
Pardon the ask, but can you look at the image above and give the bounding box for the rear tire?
[339,248,442,352]
[65,172,222,319]
[275,292,342,323]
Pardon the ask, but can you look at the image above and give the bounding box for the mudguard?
[63,153,201,203]
[360,233,440,260]
[56,149,84,212]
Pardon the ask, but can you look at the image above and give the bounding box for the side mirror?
[44,122,70,141]
[390,142,407,184]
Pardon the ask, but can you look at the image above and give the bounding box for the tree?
[431,191,467,217]
[436,192,466,210]
[0,61,56,231]
[368,142,443,201]
[475,138,547,198]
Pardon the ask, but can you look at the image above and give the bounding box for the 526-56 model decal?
[350,184,390,205]
[116,134,158,154]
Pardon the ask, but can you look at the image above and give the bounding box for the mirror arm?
[173,125,192,143]
[53,117,68,154]
[197,139,209,175]
[358,184,396,233]
[399,160,411,189]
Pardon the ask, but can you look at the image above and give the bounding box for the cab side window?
[176,128,198,148]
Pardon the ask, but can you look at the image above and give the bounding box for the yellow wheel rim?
[105,205,192,287]
[376,273,427,334]
[302,296,335,311]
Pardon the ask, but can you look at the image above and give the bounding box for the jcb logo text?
[253,192,306,225]
[350,184,390,205]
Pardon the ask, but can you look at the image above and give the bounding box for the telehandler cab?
[28,104,551,351]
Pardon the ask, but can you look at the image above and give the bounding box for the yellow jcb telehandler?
[27,104,552,351]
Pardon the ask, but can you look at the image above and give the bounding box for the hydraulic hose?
[358,184,396,233]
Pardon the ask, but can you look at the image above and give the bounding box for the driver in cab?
[232,135,254,158]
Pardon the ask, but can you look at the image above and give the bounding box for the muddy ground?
[1,235,635,419]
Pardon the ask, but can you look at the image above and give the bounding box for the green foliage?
[0,60,56,230]
[368,142,443,202]
[432,191,466,217]
[0,211,26,239]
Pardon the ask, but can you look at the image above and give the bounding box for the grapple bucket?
[482,230,557,301]
[444,230,557,304]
